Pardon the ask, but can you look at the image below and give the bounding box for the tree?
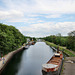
[0,23,27,55]
[67,31,75,51]
[56,33,61,45]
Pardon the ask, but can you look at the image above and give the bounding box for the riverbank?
[0,46,24,75]
[45,41,75,75]
[45,41,75,57]
[0,42,54,75]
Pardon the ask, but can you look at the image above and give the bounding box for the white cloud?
[0,0,75,37]
[37,20,44,23]
[0,0,75,21]
[7,17,37,22]
[28,14,39,17]
[45,14,61,18]
[0,10,24,20]
[18,22,75,37]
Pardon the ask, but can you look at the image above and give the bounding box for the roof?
[42,64,58,68]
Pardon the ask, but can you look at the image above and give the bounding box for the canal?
[1,42,54,75]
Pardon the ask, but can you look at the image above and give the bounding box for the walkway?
[0,52,12,71]
[0,46,24,74]
[62,57,75,75]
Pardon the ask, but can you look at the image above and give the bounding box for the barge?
[42,51,63,75]
[24,45,29,49]
[32,41,35,45]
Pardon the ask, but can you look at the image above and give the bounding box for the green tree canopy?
[0,23,26,55]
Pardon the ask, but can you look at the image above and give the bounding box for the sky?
[0,0,75,37]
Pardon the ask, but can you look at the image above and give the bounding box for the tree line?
[0,23,26,55]
[43,31,75,51]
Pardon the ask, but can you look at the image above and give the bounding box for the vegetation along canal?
[1,42,54,75]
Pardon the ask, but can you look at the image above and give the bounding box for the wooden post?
[57,46,59,53]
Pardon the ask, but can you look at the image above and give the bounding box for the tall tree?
[0,23,27,55]
[67,31,75,51]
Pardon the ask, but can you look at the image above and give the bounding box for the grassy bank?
[45,41,75,57]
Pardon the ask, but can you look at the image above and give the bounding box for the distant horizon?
[25,34,68,38]
[0,0,75,37]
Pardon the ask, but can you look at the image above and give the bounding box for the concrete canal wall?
[0,46,24,75]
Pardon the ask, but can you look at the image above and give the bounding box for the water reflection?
[1,42,54,75]
[16,42,54,75]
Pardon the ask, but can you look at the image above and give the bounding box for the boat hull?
[42,58,63,75]
[42,52,63,75]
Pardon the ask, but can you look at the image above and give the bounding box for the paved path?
[0,46,24,74]
[0,51,13,70]
[62,57,75,75]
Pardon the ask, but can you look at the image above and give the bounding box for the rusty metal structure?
[42,50,63,75]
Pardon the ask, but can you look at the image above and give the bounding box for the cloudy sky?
[0,0,75,37]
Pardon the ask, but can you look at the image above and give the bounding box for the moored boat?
[32,41,35,45]
[42,50,63,75]
[25,45,29,49]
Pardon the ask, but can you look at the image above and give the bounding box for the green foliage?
[0,23,26,55]
[67,31,75,51]
[44,35,67,46]
[26,36,36,41]
[45,41,75,57]
[33,37,36,41]
[44,32,75,52]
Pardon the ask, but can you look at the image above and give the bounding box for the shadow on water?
[1,42,54,75]
[1,50,24,75]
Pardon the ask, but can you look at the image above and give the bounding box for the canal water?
[1,42,54,75]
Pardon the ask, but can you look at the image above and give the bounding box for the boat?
[25,45,29,49]
[32,41,35,45]
[23,45,29,49]
[42,51,63,75]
